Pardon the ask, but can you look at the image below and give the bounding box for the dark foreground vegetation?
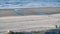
[7,29,60,34]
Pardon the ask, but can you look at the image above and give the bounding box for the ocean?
[0,0,60,9]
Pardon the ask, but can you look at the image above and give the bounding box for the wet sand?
[0,7,60,16]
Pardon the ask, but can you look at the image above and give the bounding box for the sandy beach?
[0,7,60,34]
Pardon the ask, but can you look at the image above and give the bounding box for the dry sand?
[0,7,60,34]
[0,14,60,34]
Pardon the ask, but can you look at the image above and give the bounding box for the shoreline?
[0,7,60,9]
